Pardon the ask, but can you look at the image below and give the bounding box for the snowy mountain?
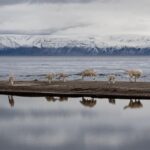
[0,34,150,56]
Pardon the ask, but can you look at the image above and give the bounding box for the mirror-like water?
[0,95,150,150]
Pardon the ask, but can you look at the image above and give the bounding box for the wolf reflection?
[124,99,143,109]
[108,98,143,109]
[8,95,15,107]
[80,97,97,108]
[6,95,143,110]
[108,98,116,104]
[80,97,143,109]
[45,96,144,109]
[46,96,68,102]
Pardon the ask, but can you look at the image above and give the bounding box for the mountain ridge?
[0,34,150,56]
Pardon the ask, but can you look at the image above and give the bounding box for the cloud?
[0,0,99,6]
[0,0,150,36]
[0,23,90,35]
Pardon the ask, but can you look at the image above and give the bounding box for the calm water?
[0,95,150,150]
[0,56,150,81]
[0,56,150,150]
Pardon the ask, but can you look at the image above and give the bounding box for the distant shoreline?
[0,46,150,56]
[0,55,150,57]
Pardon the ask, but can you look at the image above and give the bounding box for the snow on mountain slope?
[0,34,150,55]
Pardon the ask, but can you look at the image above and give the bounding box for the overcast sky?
[0,0,150,36]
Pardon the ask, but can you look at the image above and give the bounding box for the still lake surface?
[0,56,150,150]
[0,95,150,150]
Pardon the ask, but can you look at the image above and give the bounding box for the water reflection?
[45,96,57,102]
[45,96,68,102]
[108,98,116,105]
[0,95,150,150]
[80,97,97,108]
[124,99,143,109]
[5,96,145,110]
[59,96,68,101]
[8,95,15,107]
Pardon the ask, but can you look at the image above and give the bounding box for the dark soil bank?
[0,80,150,99]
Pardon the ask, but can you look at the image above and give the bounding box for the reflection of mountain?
[124,99,143,109]
[80,97,97,108]
[1,35,150,56]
